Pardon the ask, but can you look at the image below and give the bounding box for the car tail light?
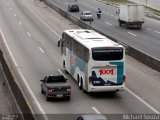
[67,88,71,92]
[89,76,92,84]
[123,75,126,83]
[48,88,54,93]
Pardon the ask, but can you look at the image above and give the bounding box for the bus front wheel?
[63,61,68,74]
[78,79,82,90]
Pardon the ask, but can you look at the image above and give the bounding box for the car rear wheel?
[65,96,70,100]
[46,93,50,101]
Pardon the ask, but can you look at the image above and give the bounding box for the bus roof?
[64,29,123,49]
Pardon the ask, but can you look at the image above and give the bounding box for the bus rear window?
[92,47,123,61]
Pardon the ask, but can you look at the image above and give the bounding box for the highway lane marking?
[110,14,114,17]
[126,87,160,114]
[19,21,22,25]
[155,31,160,34]
[13,13,16,17]
[0,29,48,120]
[105,21,112,26]
[88,5,95,9]
[7,2,10,6]
[65,1,68,5]
[146,28,152,30]
[27,32,31,37]
[38,47,45,53]
[92,106,101,114]
[24,3,61,38]
[128,32,137,37]
[103,12,110,15]
[9,8,12,10]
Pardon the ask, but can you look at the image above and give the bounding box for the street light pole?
[145,0,148,7]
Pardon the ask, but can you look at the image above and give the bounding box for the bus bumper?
[87,84,125,92]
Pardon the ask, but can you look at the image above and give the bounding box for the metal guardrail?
[43,0,160,72]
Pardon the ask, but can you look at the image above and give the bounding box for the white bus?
[58,29,126,92]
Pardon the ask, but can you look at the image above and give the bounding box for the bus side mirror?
[58,38,62,47]
[58,40,60,47]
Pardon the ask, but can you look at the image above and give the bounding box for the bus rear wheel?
[78,79,82,90]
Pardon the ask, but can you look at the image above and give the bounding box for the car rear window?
[47,76,66,83]
[71,4,78,7]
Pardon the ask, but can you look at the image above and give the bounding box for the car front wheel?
[41,88,44,94]
[65,96,70,100]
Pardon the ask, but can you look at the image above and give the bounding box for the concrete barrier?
[43,0,160,72]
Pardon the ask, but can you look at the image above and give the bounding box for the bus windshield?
[92,47,123,61]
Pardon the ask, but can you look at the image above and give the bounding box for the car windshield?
[84,12,91,15]
[47,76,66,83]
[72,4,78,7]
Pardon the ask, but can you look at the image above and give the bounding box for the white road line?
[147,28,152,31]
[24,3,61,38]
[92,106,101,114]
[105,12,110,15]
[9,8,12,10]
[155,31,160,34]
[126,87,160,114]
[128,32,137,37]
[27,32,31,37]
[13,13,16,17]
[88,5,95,9]
[0,29,48,120]
[65,2,68,5]
[38,47,45,53]
[110,14,114,17]
[19,21,22,25]
[105,22,112,26]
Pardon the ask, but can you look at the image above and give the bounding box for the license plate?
[56,94,63,98]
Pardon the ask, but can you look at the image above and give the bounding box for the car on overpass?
[68,3,79,12]
[40,70,71,101]
[80,11,93,21]
[77,114,108,120]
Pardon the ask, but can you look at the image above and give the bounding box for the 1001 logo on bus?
[99,68,114,75]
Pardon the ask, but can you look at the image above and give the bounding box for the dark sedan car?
[77,115,108,120]
[40,71,71,101]
[68,3,79,12]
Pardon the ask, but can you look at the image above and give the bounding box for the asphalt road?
[0,0,160,119]
[48,0,160,60]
